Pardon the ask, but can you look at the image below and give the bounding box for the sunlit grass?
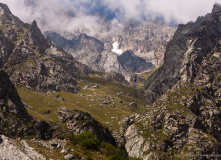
[17,74,149,132]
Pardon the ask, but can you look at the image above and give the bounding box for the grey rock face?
[118,50,153,73]
[194,40,221,100]
[143,6,220,103]
[98,51,121,73]
[0,70,53,139]
[124,83,221,159]
[142,23,194,103]
[212,3,221,13]
[103,71,129,86]
[0,70,31,136]
[121,4,221,159]
[24,20,49,53]
[58,107,116,144]
[64,33,104,71]
[10,55,80,94]
[0,5,92,94]
[0,135,46,160]
[45,31,104,71]
[0,71,29,117]
[45,20,175,75]
[0,30,14,68]
[0,3,29,41]
[129,74,145,87]
[0,3,12,15]
[107,21,176,66]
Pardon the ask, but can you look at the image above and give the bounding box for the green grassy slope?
[17,74,148,132]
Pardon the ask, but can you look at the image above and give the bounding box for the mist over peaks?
[2,0,221,37]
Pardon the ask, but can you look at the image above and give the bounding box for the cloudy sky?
[1,0,221,36]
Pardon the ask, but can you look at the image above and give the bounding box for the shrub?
[106,154,126,160]
[101,142,127,159]
[101,142,117,156]
[85,152,93,160]
[129,157,143,160]
[74,151,81,159]
[67,134,78,145]
[78,132,100,150]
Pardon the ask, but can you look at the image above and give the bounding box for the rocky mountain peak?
[79,33,88,39]
[212,2,221,13]
[0,3,11,15]
[23,20,49,53]
[77,33,104,53]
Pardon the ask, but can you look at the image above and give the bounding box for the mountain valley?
[0,2,221,160]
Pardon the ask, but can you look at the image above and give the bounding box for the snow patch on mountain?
[111,42,123,55]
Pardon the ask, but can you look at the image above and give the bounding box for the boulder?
[129,102,137,108]
[58,107,116,144]
[64,154,75,160]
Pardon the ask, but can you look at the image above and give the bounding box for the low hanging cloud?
[102,0,221,23]
[1,0,122,36]
[1,0,221,37]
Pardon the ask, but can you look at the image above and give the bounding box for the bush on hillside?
[78,132,100,150]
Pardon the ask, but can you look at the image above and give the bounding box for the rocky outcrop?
[0,71,53,139]
[123,82,221,159]
[23,20,49,53]
[194,40,221,100]
[99,50,153,75]
[143,5,219,103]
[103,71,129,86]
[212,2,221,13]
[0,3,27,68]
[0,3,92,93]
[98,51,121,73]
[64,33,104,71]
[8,50,80,93]
[118,50,153,73]
[122,4,221,159]
[0,30,14,68]
[0,71,29,116]
[58,107,115,144]
[0,70,31,136]
[0,3,29,41]
[0,135,46,160]
[129,74,145,87]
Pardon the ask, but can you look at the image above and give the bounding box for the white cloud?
[142,0,221,23]
[1,0,221,36]
[102,0,221,23]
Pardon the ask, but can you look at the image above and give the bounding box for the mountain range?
[0,2,221,160]
[44,20,176,76]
